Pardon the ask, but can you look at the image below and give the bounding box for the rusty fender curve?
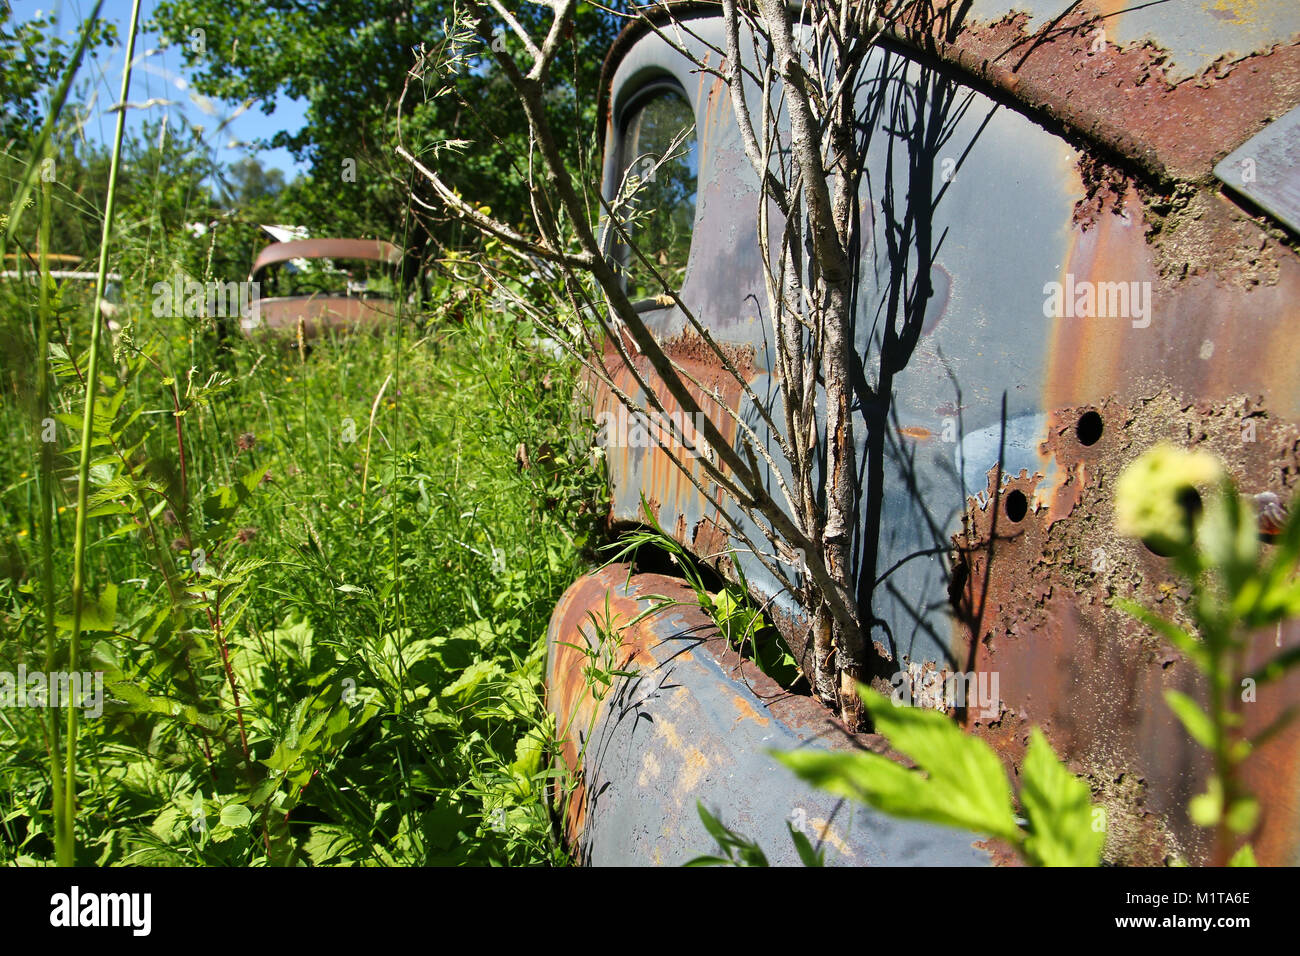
[545,563,994,866]
[242,296,398,339]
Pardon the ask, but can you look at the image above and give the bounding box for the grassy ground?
[0,276,606,865]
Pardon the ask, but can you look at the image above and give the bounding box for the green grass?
[0,270,606,864]
[0,15,607,865]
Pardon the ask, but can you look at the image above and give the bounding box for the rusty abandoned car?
[543,2,1300,865]
[242,238,403,339]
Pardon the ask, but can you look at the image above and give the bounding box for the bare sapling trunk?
[398,0,909,728]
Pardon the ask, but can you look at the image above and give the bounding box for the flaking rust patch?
[1141,184,1290,290]
[1074,154,1136,231]
[1090,766,1194,867]
[951,389,1300,863]
[730,693,770,727]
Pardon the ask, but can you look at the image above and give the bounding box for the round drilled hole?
[1076,410,1104,446]
[1005,489,1028,522]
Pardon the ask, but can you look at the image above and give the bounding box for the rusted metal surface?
[546,564,993,865]
[589,329,746,565]
[244,295,398,339]
[599,2,1300,184]
[249,238,402,276]
[891,3,1300,185]
[948,393,1300,865]
[970,0,1300,84]
[572,4,1300,865]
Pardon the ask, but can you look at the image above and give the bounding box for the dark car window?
[615,85,698,302]
[258,257,396,299]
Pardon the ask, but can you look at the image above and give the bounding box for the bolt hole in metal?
[1076,410,1104,446]
[1005,489,1029,522]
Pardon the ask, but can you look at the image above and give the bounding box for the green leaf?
[441,659,504,701]
[859,686,1022,840]
[788,824,825,867]
[1226,797,1259,835]
[149,805,187,843]
[55,582,118,632]
[777,687,1021,843]
[105,680,221,731]
[1228,843,1257,867]
[511,722,549,779]
[695,801,730,845]
[1018,728,1104,866]
[1197,483,1258,594]
[1189,778,1223,827]
[219,803,252,828]
[688,802,769,866]
[1164,690,1216,749]
[303,824,362,865]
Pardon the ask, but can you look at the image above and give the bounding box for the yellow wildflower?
[1115,443,1225,553]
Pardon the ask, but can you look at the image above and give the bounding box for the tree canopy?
[148,1,624,261]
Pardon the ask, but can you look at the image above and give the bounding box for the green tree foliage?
[148,0,623,261]
[222,156,286,208]
[0,6,116,143]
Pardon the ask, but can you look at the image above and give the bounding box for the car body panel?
[558,2,1300,864]
[547,564,993,865]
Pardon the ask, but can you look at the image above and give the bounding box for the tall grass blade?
[61,0,143,867]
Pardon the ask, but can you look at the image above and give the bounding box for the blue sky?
[15,0,309,178]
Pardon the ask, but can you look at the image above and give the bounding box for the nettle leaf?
[202,481,249,526]
[777,687,1020,842]
[860,686,1021,840]
[84,501,132,519]
[219,803,252,828]
[1019,729,1104,867]
[54,582,118,632]
[442,659,505,701]
[303,824,363,865]
[1164,690,1215,750]
[105,679,222,731]
[88,461,116,486]
[149,805,187,844]
[446,619,498,648]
